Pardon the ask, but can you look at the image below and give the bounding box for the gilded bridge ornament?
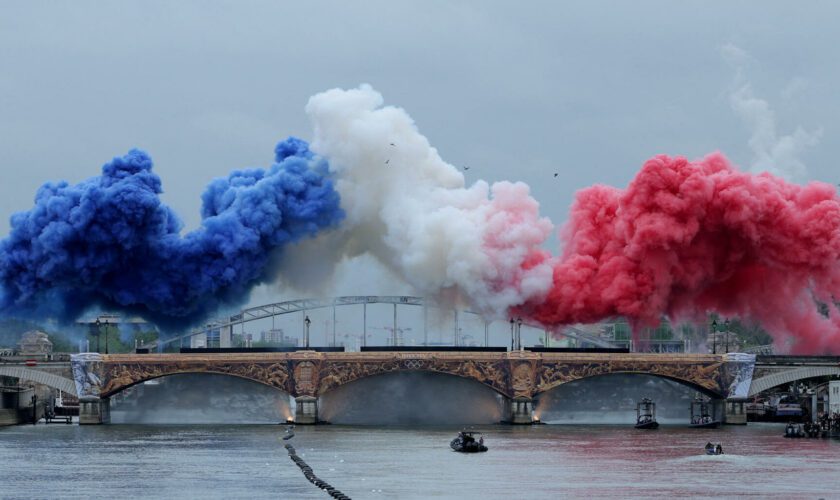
[536,358,726,395]
[99,358,290,397]
[293,361,318,396]
[92,353,734,400]
[511,361,537,397]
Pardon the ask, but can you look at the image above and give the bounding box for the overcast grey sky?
[2,1,839,339]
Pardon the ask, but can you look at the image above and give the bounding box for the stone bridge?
[63,351,755,425]
[0,363,76,395]
[749,355,840,396]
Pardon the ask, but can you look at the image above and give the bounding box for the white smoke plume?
[721,43,821,182]
[292,85,554,317]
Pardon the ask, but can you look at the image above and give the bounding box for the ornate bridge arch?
[0,366,77,396]
[534,354,730,398]
[748,366,840,397]
[100,356,291,398]
[313,354,511,398]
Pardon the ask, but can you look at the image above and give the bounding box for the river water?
[1,423,838,499]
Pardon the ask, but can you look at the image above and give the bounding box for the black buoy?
[282,435,351,499]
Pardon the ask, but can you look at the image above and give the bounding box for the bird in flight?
[463,166,469,171]
[385,159,390,165]
[390,143,395,146]
[553,173,558,177]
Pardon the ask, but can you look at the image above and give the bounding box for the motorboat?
[783,422,805,438]
[704,442,724,455]
[635,398,659,429]
[450,431,488,453]
[803,421,822,438]
[689,396,721,429]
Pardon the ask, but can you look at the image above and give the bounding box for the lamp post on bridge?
[711,319,717,354]
[517,317,523,350]
[104,319,109,354]
[95,318,101,353]
[723,319,730,353]
[509,318,515,351]
[304,315,311,349]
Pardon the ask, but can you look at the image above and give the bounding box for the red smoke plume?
[522,153,840,354]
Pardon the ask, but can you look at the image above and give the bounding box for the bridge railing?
[139,295,625,351]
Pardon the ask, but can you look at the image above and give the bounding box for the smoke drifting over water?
[109,374,292,424]
[319,372,503,425]
[536,374,697,425]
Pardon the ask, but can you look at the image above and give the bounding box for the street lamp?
[304,315,311,349]
[711,319,717,354]
[723,319,730,353]
[94,318,101,353]
[104,319,109,354]
[517,317,523,351]
[509,318,515,351]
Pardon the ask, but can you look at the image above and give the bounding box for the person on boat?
[715,444,723,455]
[705,442,714,452]
[479,436,484,446]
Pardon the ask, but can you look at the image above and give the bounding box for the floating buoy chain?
[284,442,351,499]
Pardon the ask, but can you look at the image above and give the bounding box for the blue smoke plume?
[0,137,343,329]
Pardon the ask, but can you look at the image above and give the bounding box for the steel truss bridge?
[143,295,617,350]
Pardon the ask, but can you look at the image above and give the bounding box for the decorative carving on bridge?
[315,355,510,397]
[293,361,320,396]
[93,352,742,401]
[510,361,538,398]
[99,359,290,397]
[536,357,726,396]
[317,357,402,395]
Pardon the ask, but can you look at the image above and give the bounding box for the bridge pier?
[294,396,320,425]
[724,398,747,425]
[502,397,536,425]
[79,397,110,425]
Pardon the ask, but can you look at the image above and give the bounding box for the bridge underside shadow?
[109,373,292,424]
[536,373,720,425]
[319,371,504,425]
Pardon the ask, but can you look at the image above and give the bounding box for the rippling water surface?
[2,423,838,499]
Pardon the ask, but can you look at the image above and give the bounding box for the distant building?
[260,329,298,346]
[261,329,285,343]
[16,330,52,355]
[599,319,689,353]
[830,381,840,414]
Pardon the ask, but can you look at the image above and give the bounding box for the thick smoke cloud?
[522,153,840,353]
[0,137,343,329]
[3,85,839,354]
[298,85,555,317]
